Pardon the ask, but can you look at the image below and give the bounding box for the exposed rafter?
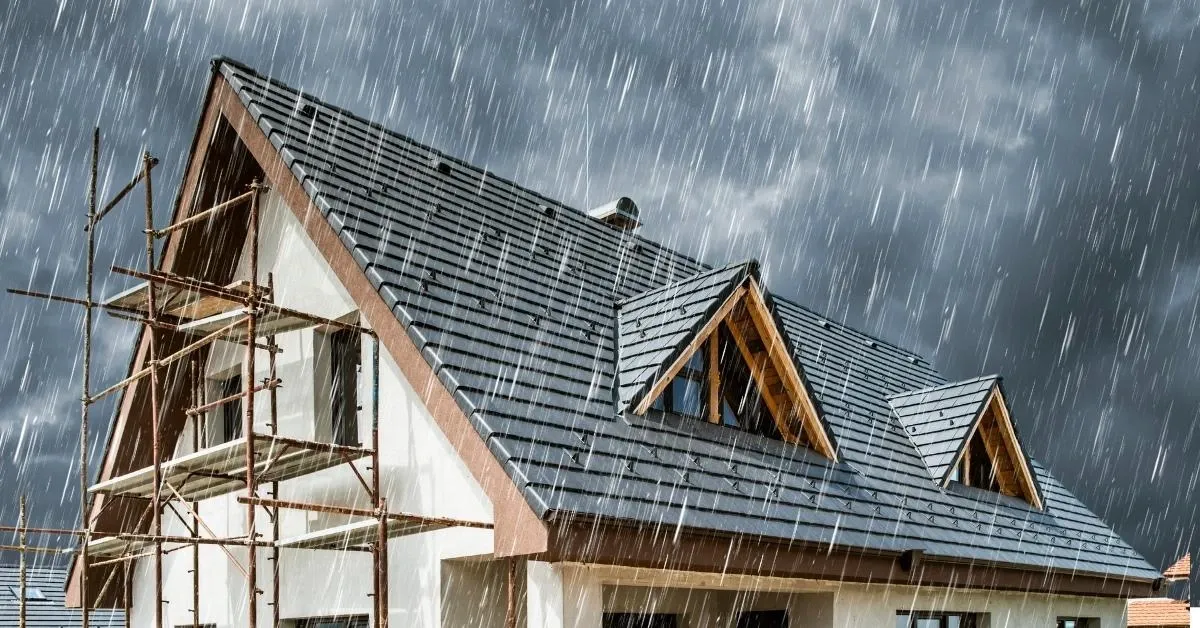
[630,276,838,461]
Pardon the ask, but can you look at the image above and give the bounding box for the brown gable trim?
[546,517,1157,599]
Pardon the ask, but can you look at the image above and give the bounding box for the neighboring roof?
[1127,598,1191,627]
[210,57,1158,582]
[0,564,123,627]
[888,376,997,482]
[616,261,755,413]
[1164,553,1191,580]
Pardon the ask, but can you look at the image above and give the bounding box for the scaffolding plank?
[104,280,256,319]
[88,434,372,502]
[176,307,312,340]
[276,518,455,551]
[86,535,152,559]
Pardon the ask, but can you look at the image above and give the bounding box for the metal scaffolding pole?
[80,128,98,628]
[18,495,26,628]
[267,273,282,628]
[139,150,165,628]
[244,180,262,628]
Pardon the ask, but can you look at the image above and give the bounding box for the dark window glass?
[220,374,243,442]
[737,609,789,628]
[1057,619,1098,628]
[965,433,998,491]
[651,325,787,440]
[716,327,780,439]
[602,613,679,628]
[329,330,361,446]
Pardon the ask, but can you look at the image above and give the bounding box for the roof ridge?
[886,374,1000,400]
[769,296,931,362]
[615,259,756,306]
[211,57,713,274]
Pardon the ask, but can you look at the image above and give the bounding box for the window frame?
[895,611,984,628]
[6,585,47,601]
[1056,618,1099,628]
[327,328,361,447]
[211,372,243,445]
[651,326,782,440]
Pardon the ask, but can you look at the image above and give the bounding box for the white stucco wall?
[129,190,494,627]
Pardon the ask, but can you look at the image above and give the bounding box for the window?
[326,329,361,446]
[1056,618,1098,628]
[895,612,984,628]
[602,614,679,628]
[217,373,243,444]
[951,430,999,491]
[651,327,781,440]
[6,585,46,601]
[737,610,789,628]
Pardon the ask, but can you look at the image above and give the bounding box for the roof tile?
[213,57,1159,582]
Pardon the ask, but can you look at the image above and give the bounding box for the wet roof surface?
[215,57,1159,581]
[0,565,123,627]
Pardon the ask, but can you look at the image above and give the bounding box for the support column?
[525,562,602,628]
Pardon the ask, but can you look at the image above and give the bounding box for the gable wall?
[127,189,494,627]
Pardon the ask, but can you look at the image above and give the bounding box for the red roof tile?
[1128,598,1190,627]
[1164,552,1191,580]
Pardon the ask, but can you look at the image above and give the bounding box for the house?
[65,57,1161,627]
[1,563,123,626]
[1129,553,1195,628]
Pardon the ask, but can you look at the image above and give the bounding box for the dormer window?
[650,328,781,440]
[889,376,1044,509]
[619,262,838,459]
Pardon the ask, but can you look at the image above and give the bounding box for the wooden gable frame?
[632,278,838,461]
[944,384,1044,510]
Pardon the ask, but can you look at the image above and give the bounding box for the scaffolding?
[1,129,494,627]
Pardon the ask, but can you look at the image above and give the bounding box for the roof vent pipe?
[588,197,641,231]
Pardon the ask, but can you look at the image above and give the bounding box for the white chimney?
[588,197,641,231]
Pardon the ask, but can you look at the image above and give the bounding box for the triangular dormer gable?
[889,376,1044,509]
[1163,552,1191,581]
[616,261,838,460]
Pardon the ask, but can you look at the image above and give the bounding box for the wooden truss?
[633,278,838,461]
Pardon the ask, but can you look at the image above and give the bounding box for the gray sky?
[1,0,1197,569]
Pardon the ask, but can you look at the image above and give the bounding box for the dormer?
[616,262,838,460]
[888,376,1044,509]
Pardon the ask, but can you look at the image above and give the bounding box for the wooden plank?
[986,388,1044,509]
[724,316,796,443]
[742,280,838,460]
[633,284,748,415]
[706,335,721,424]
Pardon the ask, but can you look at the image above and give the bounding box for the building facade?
[67,58,1161,628]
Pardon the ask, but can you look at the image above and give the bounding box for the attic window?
[636,277,836,458]
[649,331,781,439]
[7,586,47,601]
[946,386,1043,508]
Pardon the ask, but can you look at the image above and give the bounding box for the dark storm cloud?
[1,0,1196,568]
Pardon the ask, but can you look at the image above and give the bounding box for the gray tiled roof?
[0,564,123,627]
[214,58,1159,582]
[616,261,754,413]
[887,376,998,483]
